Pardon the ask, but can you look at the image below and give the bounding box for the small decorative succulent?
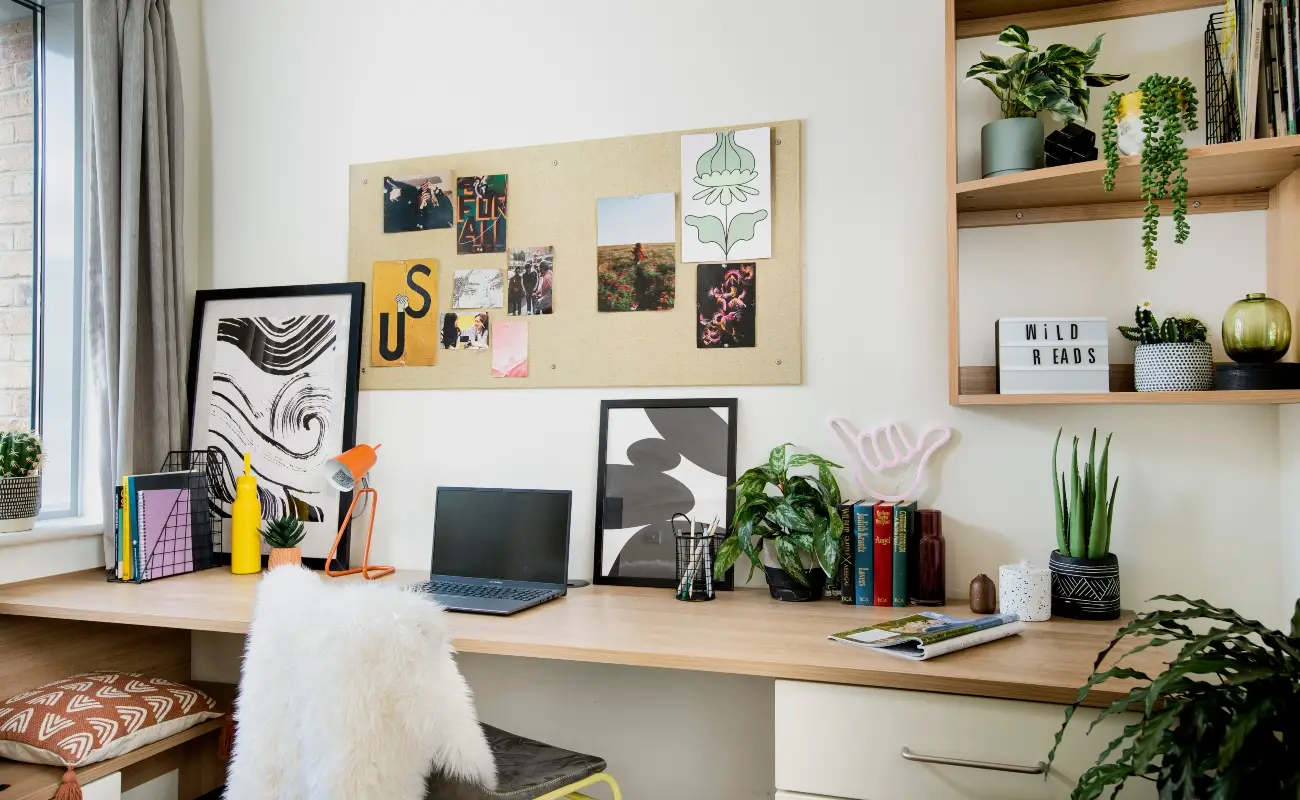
[1118,304,1208,345]
[260,515,306,549]
[0,428,42,478]
[966,26,1128,122]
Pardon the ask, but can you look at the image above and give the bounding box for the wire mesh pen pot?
[675,531,722,601]
[0,474,40,533]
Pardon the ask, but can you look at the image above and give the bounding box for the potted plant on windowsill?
[967,26,1126,178]
[0,428,42,533]
[713,444,843,602]
[1049,596,1300,797]
[1119,302,1212,391]
[1049,428,1120,620]
[261,515,306,569]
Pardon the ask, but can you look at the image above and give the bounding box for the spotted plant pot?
[0,474,39,533]
[1134,342,1213,392]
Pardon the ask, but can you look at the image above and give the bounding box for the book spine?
[113,485,122,580]
[136,490,148,581]
[853,503,874,606]
[873,504,894,606]
[893,503,915,607]
[1248,0,1267,138]
[838,503,855,605]
[127,478,140,583]
[120,476,132,581]
[1289,0,1300,132]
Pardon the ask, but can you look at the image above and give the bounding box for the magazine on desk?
[828,612,1025,661]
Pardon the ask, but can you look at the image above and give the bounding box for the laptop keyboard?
[409,580,550,602]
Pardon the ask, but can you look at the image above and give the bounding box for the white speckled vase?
[998,561,1052,622]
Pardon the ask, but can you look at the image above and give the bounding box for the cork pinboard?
[347,119,802,390]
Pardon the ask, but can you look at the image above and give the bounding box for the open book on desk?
[829,611,1025,661]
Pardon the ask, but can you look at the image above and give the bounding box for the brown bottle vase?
[914,510,946,606]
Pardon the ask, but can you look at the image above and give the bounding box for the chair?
[225,566,621,800]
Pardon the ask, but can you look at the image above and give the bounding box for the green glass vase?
[1222,293,1292,363]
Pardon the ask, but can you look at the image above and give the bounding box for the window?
[0,0,81,519]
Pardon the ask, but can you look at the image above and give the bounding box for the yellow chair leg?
[531,771,622,800]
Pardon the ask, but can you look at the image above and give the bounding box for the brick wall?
[0,16,32,430]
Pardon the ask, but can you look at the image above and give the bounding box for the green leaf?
[1068,437,1085,557]
[999,24,1034,52]
[1052,429,1066,554]
[771,501,818,534]
[1291,598,1300,638]
[817,463,841,508]
[725,210,769,253]
[684,214,727,256]
[735,516,763,581]
[973,75,1004,101]
[713,534,743,577]
[774,536,809,586]
[1085,33,1104,58]
[788,453,842,471]
[767,443,793,479]
[1086,72,1129,87]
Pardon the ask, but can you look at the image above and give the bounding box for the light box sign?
[996,317,1109,394]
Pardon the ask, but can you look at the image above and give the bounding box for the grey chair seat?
[425,724,607,800]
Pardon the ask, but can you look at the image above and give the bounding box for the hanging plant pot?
[0,474,40,533]
[981,117,1045,178]
[1049,550,1120,620]
[1134,341,1213,391]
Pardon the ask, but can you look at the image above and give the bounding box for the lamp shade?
[323,444,380,492]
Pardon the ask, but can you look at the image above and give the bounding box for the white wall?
[1281,406,1300,625]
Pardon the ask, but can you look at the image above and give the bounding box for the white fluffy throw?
[224,567,496,798]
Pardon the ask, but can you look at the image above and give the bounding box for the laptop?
[410,487,571,615]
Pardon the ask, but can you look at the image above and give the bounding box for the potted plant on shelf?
[1101,74,1199,270]
[967,26,1127,178]
[1049,596,1300,798]
[1049,428,1120,620]
[1118,303,1212,391]
[713,443,842,602]
[261,515,306,569]
[0,427,42,533]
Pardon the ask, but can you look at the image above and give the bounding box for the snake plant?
[1052,428,1117,559]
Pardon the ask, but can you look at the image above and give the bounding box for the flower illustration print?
[692,132,760,206]
[681,127,772,262]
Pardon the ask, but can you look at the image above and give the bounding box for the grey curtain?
[85,0,187,566]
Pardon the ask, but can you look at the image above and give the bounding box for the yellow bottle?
[230,453,263,575]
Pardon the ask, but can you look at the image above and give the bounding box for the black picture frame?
[594,398,737,589]
[185,283,365,571]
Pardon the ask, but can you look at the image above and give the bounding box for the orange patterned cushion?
[0,672,223,768]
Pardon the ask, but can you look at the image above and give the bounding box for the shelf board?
[955,137,1300,220]
[955,0,1221,39]
[0,719,222,800]
[956,365,1300,405]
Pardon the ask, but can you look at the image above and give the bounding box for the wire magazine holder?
[1206,12,1242,145]
[108,449,224,584]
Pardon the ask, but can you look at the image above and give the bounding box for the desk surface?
[0,569,1165,707]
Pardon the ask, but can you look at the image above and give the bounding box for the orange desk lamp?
[322,444,395,580]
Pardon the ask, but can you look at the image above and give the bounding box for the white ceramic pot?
[1134,342,1213,391]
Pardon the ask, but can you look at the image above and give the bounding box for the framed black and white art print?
[594,398,737,589]
[186,283,364,570]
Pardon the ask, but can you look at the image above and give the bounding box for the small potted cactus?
[261,515,306,569]
[1049,428,1120,620]
[1118,303,1212,391]
[0,427,42,532]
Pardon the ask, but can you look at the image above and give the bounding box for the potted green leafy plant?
[713,444,842,602]
[1049,428,1119,620]
[1118,303,1212,391]
[0,427,42,533]
[1101,75,1199,270]
[967,26,1126,178]
[261,515,306,569]
[1050,596,1300,798]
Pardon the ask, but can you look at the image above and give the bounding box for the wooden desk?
[0,568,1164,708]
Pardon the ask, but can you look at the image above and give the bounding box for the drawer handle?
[900,746,1048,775]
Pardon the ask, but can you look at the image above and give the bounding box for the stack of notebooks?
[827,501,919,607]
[113,471,212,583]
[1221,0,1300,139]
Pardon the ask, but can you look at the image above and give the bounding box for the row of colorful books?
[112,471,211,583]
[826,501,918,607]
[1221,0,1300,139]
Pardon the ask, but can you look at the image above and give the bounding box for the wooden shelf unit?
[955,0,1221,39]
[945,1,1300,406]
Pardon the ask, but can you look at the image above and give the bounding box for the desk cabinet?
[775,681,1153,800]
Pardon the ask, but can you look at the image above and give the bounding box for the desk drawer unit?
[775,681,1153,800]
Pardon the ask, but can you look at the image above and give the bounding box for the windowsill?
[0,517,101,548]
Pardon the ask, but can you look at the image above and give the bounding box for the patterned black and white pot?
[1049,550,1120,620]
[0,474,40,533]
[1134,342,1213,392]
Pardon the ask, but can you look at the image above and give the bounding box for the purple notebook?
[137,488,194,580]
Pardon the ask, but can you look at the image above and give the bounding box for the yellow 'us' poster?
[371,259,438,367]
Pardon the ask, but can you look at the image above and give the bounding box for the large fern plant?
[1050,596,1300,799]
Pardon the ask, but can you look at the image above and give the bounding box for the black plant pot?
[764,566,826,602]
[1049,550,1120,620]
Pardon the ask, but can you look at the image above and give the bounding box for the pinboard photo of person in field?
[596,193,676,312]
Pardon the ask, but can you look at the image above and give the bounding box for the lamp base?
[324,487,395,580]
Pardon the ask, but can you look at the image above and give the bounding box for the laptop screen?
[431,487,571,585]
